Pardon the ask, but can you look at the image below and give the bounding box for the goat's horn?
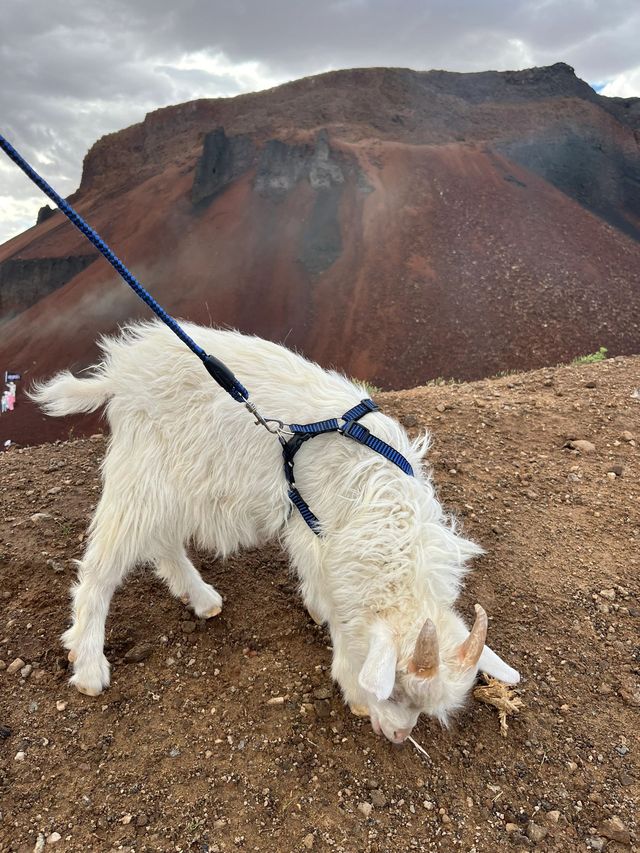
[408,618,439,678]
[457,604,488,670]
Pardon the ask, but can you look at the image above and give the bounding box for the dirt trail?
[0,356,638,852]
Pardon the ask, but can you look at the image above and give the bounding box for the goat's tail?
[29,369,112,417]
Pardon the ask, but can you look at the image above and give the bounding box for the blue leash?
[0,133,249,404]
[1,132,415,534]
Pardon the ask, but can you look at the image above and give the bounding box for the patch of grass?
[572,347,608,365]
[353,379,382,397]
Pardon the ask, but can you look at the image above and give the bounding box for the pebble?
[181,621,196,634]
[47,486,62,495]
[370,789,387,808]
[30,513,51,523]
[313,686,332,700]
[546,810,560,824]
[46,832,61,845]
[33,834,45,853]
[313,699,331,718]
[56,701,67,712]
[586,838,605,852]
[302,834,315,849]
[267,696,285,705]
[526,822,548,842]
[607,465,623,477]
[621,430,635,442]
[21,664,33,679]
[599,816,630,844]
[358,802,373,818]
[136,814,148,827]
[7,657,26,675]
[0,659,6,670]
[15,751,26,761]
[124,643,154,663]
[401,414,418,427]
[599,588,616,600]
[569,439,596,453]
[46,559,65,573]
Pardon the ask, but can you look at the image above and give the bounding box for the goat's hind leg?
[62,536,136,696]
[154,545,222,619]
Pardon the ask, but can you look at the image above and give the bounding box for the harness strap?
[284,398,414,534]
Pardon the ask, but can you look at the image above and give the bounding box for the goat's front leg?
[153,546,222,618]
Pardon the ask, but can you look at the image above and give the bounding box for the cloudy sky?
[1,0,639,244]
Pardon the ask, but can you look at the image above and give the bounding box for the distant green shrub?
[572,347,608,364]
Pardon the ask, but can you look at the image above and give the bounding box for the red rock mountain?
[1,63,639,444]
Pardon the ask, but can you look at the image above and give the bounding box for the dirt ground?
[0,356,638,852]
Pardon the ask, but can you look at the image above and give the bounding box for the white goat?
[31,320,519,743]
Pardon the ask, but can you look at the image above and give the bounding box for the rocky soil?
[0,355,639,852]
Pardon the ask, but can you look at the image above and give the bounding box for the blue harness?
[282,398,413,533]
[0,134,414,535]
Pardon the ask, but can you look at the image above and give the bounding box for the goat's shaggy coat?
[32,321,519,742]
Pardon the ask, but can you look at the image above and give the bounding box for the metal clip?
[244,401,293,438]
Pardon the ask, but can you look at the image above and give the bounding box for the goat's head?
[357,604,519,744]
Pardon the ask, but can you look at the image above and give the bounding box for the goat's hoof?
[202,606,221,619]
[70,654,110,697]
[75,682,103,697]
[350,704,369,717]
[67,650,77,663]
[180,594,190,605]
[307,608,324,626]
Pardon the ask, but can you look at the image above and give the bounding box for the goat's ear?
[358,623,397,701]
[477,644,520,685]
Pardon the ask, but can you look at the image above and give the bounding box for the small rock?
[599,589,616,601]
[33,833,45,853]
[526,822,548,843]
[56,701,67,712]
[435,403,446,413]
[586,838,605,852]
[213,819,226,829]
[599,815,630,844]
[0,725,11,739]
[370,789,387,808]
[615,744,629,756]
[585,380,597,388]
[0,660,5,670]
[357,802,373,818]
[46,832,61,845]
[505,823,520,833]
[621,431,635,442]
[181,621,196,634]
[20,664,33,679]
[267,696,285,705]
[14,751,26,761]
[607,465,623,478]
[313,686,332,700]
[46,559,65,573]
[568,439,596,453]
[136,814,148,827]
[30,513,51,523]
[168,746,180,758]
[47,486,62,495]
[619,686,640,706]
[401,414,418,427]
[302,834,315,849]
[123,643,154,663]
[7,657,26,675]
[546,810,561,824]
[313,699,331,718]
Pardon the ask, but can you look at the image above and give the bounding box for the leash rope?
[0,133,250,405]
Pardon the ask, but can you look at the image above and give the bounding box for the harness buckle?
[339,420,370,442]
